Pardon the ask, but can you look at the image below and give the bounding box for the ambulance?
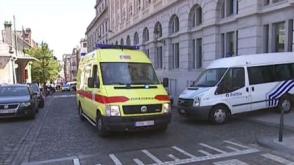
[76,45,171,136]
[177,53,294,124]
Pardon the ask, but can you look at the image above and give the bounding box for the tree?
[27,42,60,86]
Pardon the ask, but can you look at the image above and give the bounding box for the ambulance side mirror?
[162,78,169,88]
[88,77,94,88]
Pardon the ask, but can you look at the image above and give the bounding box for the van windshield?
[101,62,160,85]
[192,68,228,87]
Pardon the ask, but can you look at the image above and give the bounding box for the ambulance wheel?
[278,95,293,114]
[210,105,230,124]
[96,112,108,137]
[78,104,85,121]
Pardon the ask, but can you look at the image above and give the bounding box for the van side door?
[216,67,251,114]
[86,64,101,120]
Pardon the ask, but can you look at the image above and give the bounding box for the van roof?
[81,49,151,64]
[207,52,294,69]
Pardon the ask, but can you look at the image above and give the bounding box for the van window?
[192,68,227,87]
[217,68,245,94]
[291,64,294,78]
[248,65,275,85]
[84,65,92,87]
[275,64,292,81]
[92,65,99,88]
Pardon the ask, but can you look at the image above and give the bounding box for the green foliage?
[26,42,61,84]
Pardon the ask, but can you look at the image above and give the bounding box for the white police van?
[177,52,294,124]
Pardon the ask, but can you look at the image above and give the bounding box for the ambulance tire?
[96,111,109,137]
[78,104,85,121]
[209,105,230,124]
[278,95,293,114]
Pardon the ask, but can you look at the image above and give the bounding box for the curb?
[256,135,294,156]
[245,118,294,132]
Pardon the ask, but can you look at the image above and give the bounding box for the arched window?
[134,32,139,45]
[126,35,131,46]
[143,27,149,43]
[154,22,162,39]
[189,4,202,29]
[169,15,179,34]
[120,38,124,45]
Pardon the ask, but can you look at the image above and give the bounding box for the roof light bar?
[96,44,140,50]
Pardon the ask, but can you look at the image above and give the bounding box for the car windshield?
[101,62,160,85]
[0,86,30,97]
[192,68,228,87]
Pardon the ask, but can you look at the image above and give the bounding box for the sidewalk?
[246,110,294,155]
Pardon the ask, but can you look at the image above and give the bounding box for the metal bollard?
[278,104,284,142]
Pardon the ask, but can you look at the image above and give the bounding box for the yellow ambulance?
[76,45,171,136]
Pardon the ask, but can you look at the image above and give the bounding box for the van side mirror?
[94,79,100,88]
[88,77,94,88]
[162,78,169,88]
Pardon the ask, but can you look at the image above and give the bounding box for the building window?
[192,38,203,69]
[169,15,179,34]
[145,49,149,58]
[120,38,124,46]
[154,22,162,39]
[221,31,238,57]
[133,32,139,45]
[263,24,269,53]
[219,0,238,18]
[189,5,202,29]
[171,43,180,69]
[143,27,149,43]
[156,46,163,69]
[126,35,131,46]
[274,22,285,52]
[288,19,293,52]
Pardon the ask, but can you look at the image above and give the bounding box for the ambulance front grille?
[123,104,162,114]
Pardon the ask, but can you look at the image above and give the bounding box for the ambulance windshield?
[192,68,228,87]
[101,62,160,85]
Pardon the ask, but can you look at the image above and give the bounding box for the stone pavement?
[247,109,294,156]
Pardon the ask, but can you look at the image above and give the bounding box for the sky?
[0,0,95,60]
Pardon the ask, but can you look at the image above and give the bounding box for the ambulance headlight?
[193,97,201,107]
[106,105,121,116]
[162,103,171,113]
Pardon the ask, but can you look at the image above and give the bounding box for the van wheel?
[209,105,230,124]
[96,112,108,137]
[78,104,85,121]
[278,95,293,114]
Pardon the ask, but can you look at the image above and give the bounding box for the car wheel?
[278,95,293,114]
[209,105,230,124]
[96,112,108,137]
[79,104,85,121]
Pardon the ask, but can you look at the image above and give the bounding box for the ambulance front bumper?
[101,113,171,132]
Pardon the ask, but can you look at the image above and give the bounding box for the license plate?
[135,120,155,127]
[0,109,17,114]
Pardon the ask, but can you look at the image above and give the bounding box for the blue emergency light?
[95,44,140,50]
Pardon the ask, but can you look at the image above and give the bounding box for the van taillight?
[155,95,170,101]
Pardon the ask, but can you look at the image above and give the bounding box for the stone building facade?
[106,0,294,99]
[0,21,37,84]
[86,0,109,52]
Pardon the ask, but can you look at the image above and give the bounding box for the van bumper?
[177,105,212,120]
[101,113,171,132]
